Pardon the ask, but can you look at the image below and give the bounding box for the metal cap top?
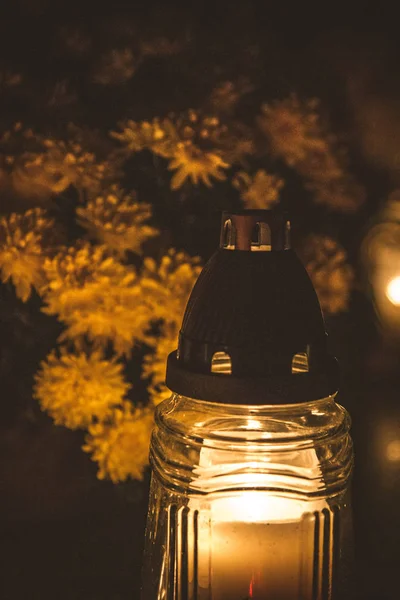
[220,210,291,251]
[166,209,338,405]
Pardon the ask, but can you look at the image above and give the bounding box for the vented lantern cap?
[166,209,338,404]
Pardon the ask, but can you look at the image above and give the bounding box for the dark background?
[1,2,400,599]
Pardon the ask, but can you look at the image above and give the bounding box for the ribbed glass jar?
[141,394,354,600]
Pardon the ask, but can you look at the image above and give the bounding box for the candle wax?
[197,518,315,600]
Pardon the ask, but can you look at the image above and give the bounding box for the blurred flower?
[208,79,254,115]
[113,110,253,189]
[111,118,176,156]
[76,186,158,256]
[0,70,22,87]
[168,144,229,189]
[7,133,115,201]
[178,111,252,176]
[59,27,91,56]
[300,235,354,314]
[309,178,365,213]
[92,48,137,85]
[141,250,201,403]
[42,243,149,354]
[233,169,283,209]
[140,249,202,325]
[114,112,197,161]
[259,95,324,166]
[0,208,54,301]
[11,151,73,200]
[259,95,364,212]
[83,402,153,482]
[143,322,178,406]
[34,349,130,429]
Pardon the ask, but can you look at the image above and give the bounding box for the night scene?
[1,3,400,600]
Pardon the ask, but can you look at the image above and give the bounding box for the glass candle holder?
[141,393,354,600]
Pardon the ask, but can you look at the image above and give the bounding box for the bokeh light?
[386,276,400,306]
[386,440,400,462]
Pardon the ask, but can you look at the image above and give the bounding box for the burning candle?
[192,446,330,600]
[141,211,354,600]
[195,492,328,600]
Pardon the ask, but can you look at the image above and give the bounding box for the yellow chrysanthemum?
[113,111,203,158]
[140,250,201,404]
[233,169,284,209]
[111,118,176,156]
[76,186,158,256]
[42,243,150,354]
[300,235,354,314]
[83,402,154,482]
[11,137,115,200]
[113,110,249,182]
[0,208,54,301]
[209,79,254,115]
[259,95,325,166]
[140,249,202,326]
[34,349,130,429]
[168,143,229,189]
[143,322,178,406]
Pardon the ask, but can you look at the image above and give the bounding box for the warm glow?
[246,419,262,429]
[386,276,400,305]
[386,440,400,462]
[210,491,321,523]
[195,444,327,522]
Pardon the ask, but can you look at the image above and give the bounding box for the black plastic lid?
[166,209,338,404]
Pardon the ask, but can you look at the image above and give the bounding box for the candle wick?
[248,574,255,598]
